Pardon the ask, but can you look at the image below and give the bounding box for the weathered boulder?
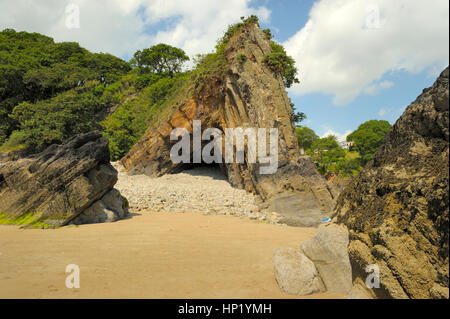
[300,223,353,293]
[273,248,325,295]
[121,22,334,226]
[0,131,127,227]
[69,188,129,225]
[334,67,449,299]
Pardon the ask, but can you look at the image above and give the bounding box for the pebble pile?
[112,162,283,224]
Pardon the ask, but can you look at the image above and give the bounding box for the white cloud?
[321,126,352,142]
[284,0,449,105]
[364,80,394,95]
[378,108,389,117]
[0,0,270,59]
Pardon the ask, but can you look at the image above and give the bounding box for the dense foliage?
[347,120,392,164]
[0,29,131,146]
[308,135,362,177]
[101,72,191,160]
[295,127,363,178]
[296,120,392,178]
[7,81,103,153]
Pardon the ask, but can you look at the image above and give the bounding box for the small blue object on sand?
[321,217,331,223]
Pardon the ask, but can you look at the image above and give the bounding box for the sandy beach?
[0,211,344,299]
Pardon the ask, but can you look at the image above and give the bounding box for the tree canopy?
[0,29,131,145]
[347,120,392,164]
[130,44,189,76]
[296,126,318,150]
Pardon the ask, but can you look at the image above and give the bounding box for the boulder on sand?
[0,131,128,227]
[69,188,129,225]
[300,223,353,294]
[273,248,325,295]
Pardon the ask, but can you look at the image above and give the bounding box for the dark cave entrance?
[172,161,228,181]
[169,126,229,179]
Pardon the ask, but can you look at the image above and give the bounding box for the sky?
[1,0,449,141]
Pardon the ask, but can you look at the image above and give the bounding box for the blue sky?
[254,0,448,139]
[1,0,448,140]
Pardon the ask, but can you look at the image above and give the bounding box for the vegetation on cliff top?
[1,16,303,161]
[103,15,303,160]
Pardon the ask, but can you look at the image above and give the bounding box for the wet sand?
[0,212,344,299]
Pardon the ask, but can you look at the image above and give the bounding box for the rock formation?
[0,131,128,227]
[273,248,325,295]
[334,67,449,299]
[121,22,334,226]
[300,223,352,293]
[273,223,352,296]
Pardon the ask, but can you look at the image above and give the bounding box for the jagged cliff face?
[334,67,449,299]
[121,23,335,226]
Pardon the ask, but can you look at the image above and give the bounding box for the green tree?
[288,98,306,125]
[295,126,319,150]
[347,120,392,164]
[130,44,189,76]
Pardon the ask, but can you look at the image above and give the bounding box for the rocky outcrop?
[121,23,334,226]
[334,67,449,299]
[0,131,128,227]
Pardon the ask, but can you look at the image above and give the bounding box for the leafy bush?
[264,42,300,88]
[298,131,363,178]
[134,73,162,90]
[263,28,273,40]
[215,15,260,54]
[101,73,190,160]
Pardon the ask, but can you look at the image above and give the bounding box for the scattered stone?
[112,162,281,224]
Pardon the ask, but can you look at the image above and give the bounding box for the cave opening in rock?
[173,161,228,181]
[169,127,229,180]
